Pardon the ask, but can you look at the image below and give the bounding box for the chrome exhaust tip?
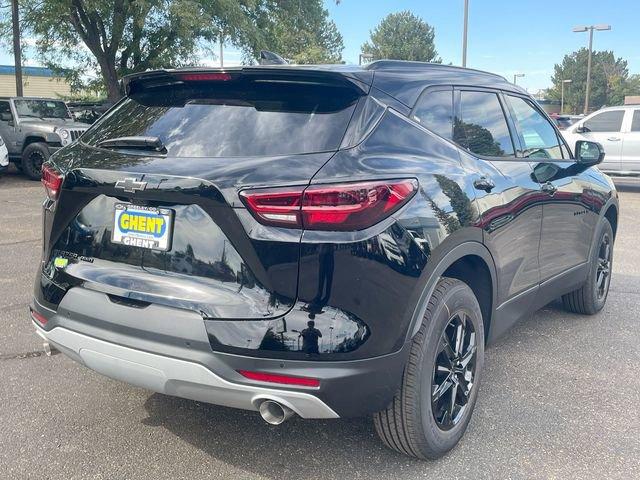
[259,400,295,425]
[42,341,59,356]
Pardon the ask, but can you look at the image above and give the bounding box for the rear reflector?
[176,72,232,82]
[240,179,418,231]
[238,370,320,388]
[41,164,63,200]
[30,307,48,326]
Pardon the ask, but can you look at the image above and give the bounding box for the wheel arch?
[603,203,618,239]
[407,241,497,344]
[22,133,59,152]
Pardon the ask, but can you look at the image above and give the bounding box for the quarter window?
[583,110,624,133]
[454,91,514,157]
[631,110,640,132]
[506,95,563,159]
[412,89,453,140]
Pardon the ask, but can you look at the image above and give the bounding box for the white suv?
[563,105,640,175]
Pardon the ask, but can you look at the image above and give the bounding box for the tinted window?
[82,81,359,157]
[583,110,624,132]
[454,91,514,157]
[631,110,640,132]
[507,95,563,159]
[0,101,11,118]
[412,89,453,139]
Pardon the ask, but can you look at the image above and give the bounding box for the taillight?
[240,179,417,231]
[237,370,320,388]
[41,164,63,200]
[30,307,48,326]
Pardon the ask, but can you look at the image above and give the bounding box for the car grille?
[70,129,85,141]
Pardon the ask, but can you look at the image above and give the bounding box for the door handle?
[473,177,495,192]
[607,137,621,141]
[541,182,557,195]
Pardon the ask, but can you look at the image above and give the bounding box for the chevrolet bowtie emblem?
[115,177,147,193]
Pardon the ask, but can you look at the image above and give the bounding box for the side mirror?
[0,112,12,122]
[575,125,588,133]
[575,140,604,166]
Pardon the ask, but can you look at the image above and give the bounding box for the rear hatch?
[41,68,369,320]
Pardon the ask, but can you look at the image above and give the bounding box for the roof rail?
[364,60,506,81]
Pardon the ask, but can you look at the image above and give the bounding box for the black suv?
[31,61,618,459]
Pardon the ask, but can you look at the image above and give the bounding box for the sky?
[324,0,640,93]
[0,0,638,94]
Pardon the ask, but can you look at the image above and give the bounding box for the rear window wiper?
[96,136,167,154]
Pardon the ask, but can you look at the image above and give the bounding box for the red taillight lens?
[30,307,48,326]
[238,370,320,388]
[176,72,232,82]
[41,164,63,200]
[240,179,417,231]
[239,186,305,228]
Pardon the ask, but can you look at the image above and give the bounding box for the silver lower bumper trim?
[34,324,339,419]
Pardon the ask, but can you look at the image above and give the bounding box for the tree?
[255,0,343,64]
[1,0,343,102]
[548,48,637,113]
[361,11,440,63]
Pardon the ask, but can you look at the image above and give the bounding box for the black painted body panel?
[34,63,618,416]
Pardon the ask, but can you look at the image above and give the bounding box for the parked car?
[0,97,89,179]
[67,101,112,125]
[562,105,640,175]
[30,61,618,460]
[0,134,8,172]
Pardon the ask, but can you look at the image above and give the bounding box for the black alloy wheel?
[431,311,477,430]
[595,232,612,301]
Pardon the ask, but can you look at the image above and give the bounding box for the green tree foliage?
[255,0,343,64]
[0,0,343,102]
[548,48,639,113]
[361,11,440,63]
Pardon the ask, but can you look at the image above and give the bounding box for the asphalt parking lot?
[1,166,639,480]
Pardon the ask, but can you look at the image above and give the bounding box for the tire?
[21,142,50,180]
[562,219,614,315]
[373,277,485,459]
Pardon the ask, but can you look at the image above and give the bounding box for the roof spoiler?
[120,67,372,97]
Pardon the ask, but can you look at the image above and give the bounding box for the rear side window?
[454,91,514,157]
[506,95,564,159]
[411,89,453,140]
[631,110,640,132]
[583,110,624,133]
[82,80,360,157]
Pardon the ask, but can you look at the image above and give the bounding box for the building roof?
[0,65,62,78]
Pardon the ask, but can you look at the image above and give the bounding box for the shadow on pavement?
[142,393,423,479]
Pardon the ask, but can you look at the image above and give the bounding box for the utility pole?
[561,79,572,114]
[513,73,524,85]
[462,0,469,67]
[573,24,611,114]
[11,0,23,97]
[219,32,224,68]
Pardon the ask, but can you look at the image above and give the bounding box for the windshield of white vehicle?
[14,99,71,120]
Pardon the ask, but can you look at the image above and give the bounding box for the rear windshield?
[81,80,360,157]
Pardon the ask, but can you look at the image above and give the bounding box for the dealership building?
[0,65,71,98]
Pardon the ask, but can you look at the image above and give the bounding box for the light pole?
[462,0,469,67]
[513,73,524,85]
[561,79,572,114]
[11,0,22,97]
[573,24,611,114]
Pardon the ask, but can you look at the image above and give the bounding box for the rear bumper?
[31,287,408,418]
[33,323,339,419]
